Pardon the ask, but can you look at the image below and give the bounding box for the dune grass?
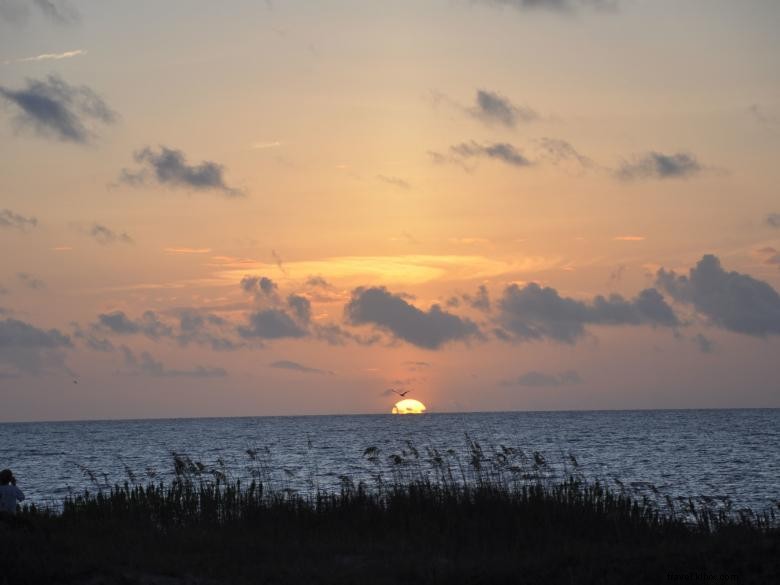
[1,443,778,584]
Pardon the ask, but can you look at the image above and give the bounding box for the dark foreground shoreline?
[1,477,778,585]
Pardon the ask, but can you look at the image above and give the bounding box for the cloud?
[312,323,381,347]
[174,310,242,351]
[164,247,212,255]
[535,138,594,170]
[503,370,582,387]
[766,213,780,229]
[72,326,114,352]
[615,152,703,181]
[81,223,133,245]
[692,333,714,354]
[474,0,618,13]
[306,276,332,289]
[96,311,173,340]
[755,247,780,269]
[0,209,37,231]
[240,275,279,299]
[32,0,78,24]
[271,249,287,274]
[269,360,333,375]
[16,49,85,63]
[17,272,45,290]
[120,346,226,378]
[0,0,78,25]
[749,104,778,127]
[0,317,71,375]
[119,146,243,197]
[432,141,532,169]
[0,75,116,143]
[377,175,411,190]
[656,254,780,337]
[469,89,538,128]
[287,294,311,323]
[345,286,481,349]
[614,236,645,241]
[237,309,308,340]
[497,283,678,343]
[463,284,491,312]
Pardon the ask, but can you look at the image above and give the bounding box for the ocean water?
[1,409,778,511]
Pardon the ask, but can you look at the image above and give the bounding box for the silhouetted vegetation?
[1,443,778,584]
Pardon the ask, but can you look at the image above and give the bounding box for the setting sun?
[391,399,427,415]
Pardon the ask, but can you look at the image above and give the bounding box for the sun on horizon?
[391,399,427,415]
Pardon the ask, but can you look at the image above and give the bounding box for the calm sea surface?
[1,409,778,511]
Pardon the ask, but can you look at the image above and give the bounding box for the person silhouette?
[0,469,25,516]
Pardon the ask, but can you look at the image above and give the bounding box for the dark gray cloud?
[119,146,243,197]
[497,283,678,343]
[174,310,242,351]
[82,223,133,245]
[96,311,173,340]
[241,275,278,298]
[377,175,411,190]
[450,141,531,168]
[692,333,714,354]
[287,294,311,323]
[0,209,37,232]
[0,76,116,143]
[17,272,45,290]
[502,370,582,387]
[32,0,78,23]
[0,0,78,24]
[345,286,481,349]
[237,309,308,340]
[90,309,240,351]
[463,285,491,312]
[0,317,71,374]
[615,152,703,181]
[306,276,332,289]
[475,0,618,12]
[535,138,594,170]
[470,89,538,128]
[656,254,780,337]
[71,323,114,352]
[312,323,381,347]
[271,249,287,274]
[120,346,226,378]
[269,360,332,375]
[766,213,780,229]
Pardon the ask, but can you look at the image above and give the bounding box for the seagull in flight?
[392,389,411,397]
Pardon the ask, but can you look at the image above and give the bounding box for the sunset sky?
[1,0,779,422]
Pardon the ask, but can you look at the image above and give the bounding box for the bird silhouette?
[392,389,411,397]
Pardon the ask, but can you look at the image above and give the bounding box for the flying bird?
[392,389,411,397]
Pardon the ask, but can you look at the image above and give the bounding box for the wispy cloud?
[78,223,133,245]
[0,75,116,143]
[13,49,86,63]
[377,175,411,190]
[502,370,582,387]
[613,236,645,241]
[430,141,532,169]
[119,146,244,197]
[120,346,227,378]
[251,141,281,149]
[0,209,37,232]
[615,152,703,181]
[269,360,333,375]
[17,272,46,290]
[164,247,212,255]
[469,89,538,128]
